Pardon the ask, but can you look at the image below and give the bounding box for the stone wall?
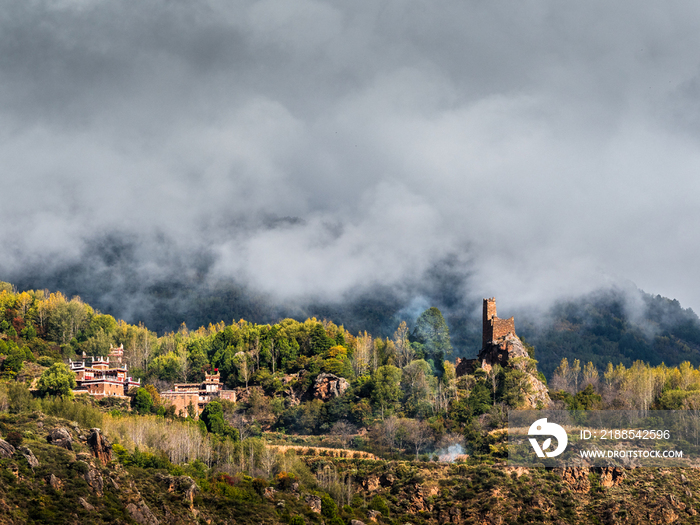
[161,392,200,417]
[490,316,515,341]
[85,382,127,398]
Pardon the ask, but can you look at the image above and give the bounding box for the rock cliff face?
[313,373,350,400]
[0,439,15,459]
[478,333,530,371]
[46,427,73,450]
[479,334,551,408]
[87,428,112,466]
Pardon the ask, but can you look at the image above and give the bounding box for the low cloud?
[2,1,700,329]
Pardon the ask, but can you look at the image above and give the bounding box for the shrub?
[36,356,54,367]
[251,477,268,495]
[8,382,36,413]
[5,430,22,448]
[369,495,390,516]
[321,493,337,518]
[289,517,305,525]
[276,471,297,490]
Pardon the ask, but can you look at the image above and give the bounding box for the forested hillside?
[4,281,700,523]
[521,288,700,378]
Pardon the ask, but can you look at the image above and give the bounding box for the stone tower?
[482,297,515,349]
[482,298,497,348]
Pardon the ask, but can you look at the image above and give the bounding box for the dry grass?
[268,444,379,460]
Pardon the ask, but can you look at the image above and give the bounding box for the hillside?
[1,411,700,524]
[520,288,700,379]
[3,282,700,523]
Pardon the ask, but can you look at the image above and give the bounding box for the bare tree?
[260,442,278,478]
[331,420,357,449]
[249,336,260,372]
[393,321,414,368]
[234,352,253,391]
[404,419,433,459]
[353,331,372,377]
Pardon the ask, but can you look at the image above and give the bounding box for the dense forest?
[522,288,700,378]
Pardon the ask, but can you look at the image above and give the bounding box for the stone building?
[455,297,551,408]
[70,353,141,398]
[159,371,237,417]
[456,297,524,375]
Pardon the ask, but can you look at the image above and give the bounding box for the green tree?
[134,388,154,414]
[412,307,452,372]
[309,323,333,356]
[200,401,238,440]
[147,352,184,382]
[37,363,76,398]
[321,494,338,519]
[372,365,402,419]
[186,343,209,382]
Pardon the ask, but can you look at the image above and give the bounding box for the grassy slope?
[2,411,700,524]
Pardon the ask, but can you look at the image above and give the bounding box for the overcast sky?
[2,0,700,316]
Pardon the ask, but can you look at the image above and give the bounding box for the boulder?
[78,497,95,511]
[87,428,112,465]
[47,428,73,450]
[18,446,39,468]
[85,469,104,496]
[0,439,16,458]
[125,501,159,525]
[305,495,322,513]
[313,373,350,400]
[47,473,63,491]
[367,509,382,522]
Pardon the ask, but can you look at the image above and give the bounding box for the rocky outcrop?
[597,466,624,488]
[313,373,349,400]
[0,439,16,458]
[47,427,73,450]
[367,509,382,522]
[85,469,104,496]
[79,497,95,511]
[155,473,198,507]
[47,473,63,491]
[479,334,530,371]
[559,467,591,493]
[305,495,322,513]
[126,501,159,525]
[87,428,112,465]
[18,446,39,468]
[479,335,551,408]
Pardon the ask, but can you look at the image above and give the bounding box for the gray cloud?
[2,0,700,324]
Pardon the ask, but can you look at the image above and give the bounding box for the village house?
[69,346,141,398]
[159,370,237,417]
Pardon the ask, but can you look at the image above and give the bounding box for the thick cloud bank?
[2,1,700,326]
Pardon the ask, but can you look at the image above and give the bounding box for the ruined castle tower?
[455,297,551,408]
[482,297,516,349]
